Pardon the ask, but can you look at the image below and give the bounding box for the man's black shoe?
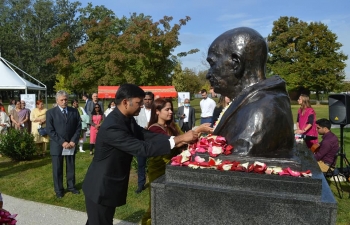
[69,189,80,195]
[56,193,63,198]
[135,186,145,194]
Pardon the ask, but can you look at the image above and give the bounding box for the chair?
[323,148,344,199]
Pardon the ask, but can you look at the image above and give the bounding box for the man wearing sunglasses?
[314,118,339,172]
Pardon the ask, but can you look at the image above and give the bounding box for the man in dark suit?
[177,98,196,132]
[82,83,198,225]
[46,90,82,198]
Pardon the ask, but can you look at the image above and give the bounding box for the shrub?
[0,128,37,161]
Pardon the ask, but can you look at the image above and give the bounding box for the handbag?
[37,125,48,136]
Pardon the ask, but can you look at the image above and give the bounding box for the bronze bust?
[206,27,294,158]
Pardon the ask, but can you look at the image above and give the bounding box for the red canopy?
[98,86,178,99]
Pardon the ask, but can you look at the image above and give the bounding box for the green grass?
[1,99,350,224]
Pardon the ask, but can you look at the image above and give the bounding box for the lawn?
[1,98,350,224]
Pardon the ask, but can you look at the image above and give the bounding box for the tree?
[49,13,199,92]
[267,16,348,100]
[172,64,201,95]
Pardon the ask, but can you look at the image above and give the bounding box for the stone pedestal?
[151,143,337,225]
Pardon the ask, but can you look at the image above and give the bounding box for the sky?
[79,0,350,79]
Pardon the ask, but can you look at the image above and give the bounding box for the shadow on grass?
[119,210,145,224]
[0,157,52,177]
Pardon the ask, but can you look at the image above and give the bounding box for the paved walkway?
[2,194,138,225]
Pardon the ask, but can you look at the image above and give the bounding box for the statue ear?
[232,53,244,79]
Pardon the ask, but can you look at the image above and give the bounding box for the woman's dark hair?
[91,103,102,115]
[115,83,145,105]
[148,98,179,136]
[108,101,116,108]
[71,99,79,106]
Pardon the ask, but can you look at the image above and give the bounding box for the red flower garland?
[171,134,312,178]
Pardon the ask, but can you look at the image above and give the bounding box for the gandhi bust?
[206,27,294,158]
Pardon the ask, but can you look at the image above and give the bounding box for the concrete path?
[2,194,138,225]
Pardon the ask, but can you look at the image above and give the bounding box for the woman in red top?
[142,98,212,225]
[295,94,318,148]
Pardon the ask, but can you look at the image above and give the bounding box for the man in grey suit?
[177,98,196,132]
[86,93,104,117]
[46,90,82,198]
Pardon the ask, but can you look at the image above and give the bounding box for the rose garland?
[170,135,312,178]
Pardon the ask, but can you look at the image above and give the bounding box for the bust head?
[206,27,267,99]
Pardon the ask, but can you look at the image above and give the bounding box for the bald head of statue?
[206,27,268,99]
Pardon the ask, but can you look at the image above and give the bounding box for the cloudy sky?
[80,0,350,78]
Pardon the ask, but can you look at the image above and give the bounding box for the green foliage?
[267,16,348,99]
[172,64,202,95]
[49,11,199,92]
[0,129,37,161]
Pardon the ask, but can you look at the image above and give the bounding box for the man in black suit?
[177,98,196,132]
[46,90,82,198]
[82,83,198,225]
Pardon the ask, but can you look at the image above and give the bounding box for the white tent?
[0,56,47,106]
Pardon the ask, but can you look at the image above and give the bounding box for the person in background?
[0,110,10,135]
[7,99,15,114]
[82,94,91,137]
[30,100,49,156]
[20,100,31,133]
[104,101,116,117]
[314,118,339,172]
[0,192,5,211]
[10,100,28,131]
[72,99,89,153]
[89,103,103,155]
[0,97,6,113]
[199,89,216,125]
[294,94,318,148]
[212,96,231,127]
[141,98,212,225]
[46,90,82,198]
[134,91,154,194]
[82,84,198,225]
[86,93,104,119]
[177,98,195,132]
[82,94,91,114]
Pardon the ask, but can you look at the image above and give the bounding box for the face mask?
[111,106,116,109]
[184,104,190,107]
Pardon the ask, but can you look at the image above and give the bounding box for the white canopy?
[0,57,46,91]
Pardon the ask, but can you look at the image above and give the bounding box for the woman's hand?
[195,123,213,134]
[294,129,304,134]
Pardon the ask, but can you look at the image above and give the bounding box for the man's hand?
[68,142,76,149]
[62,142,70,149]
[174,130,198,145]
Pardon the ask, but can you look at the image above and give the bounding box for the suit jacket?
[214,75,294,158]
[46,106,82,155]
[134,107,148,128]
[177,106,195,130]
[83,107,171,207]
[86,100,104,117]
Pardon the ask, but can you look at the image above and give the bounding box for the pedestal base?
[151,143,337,225]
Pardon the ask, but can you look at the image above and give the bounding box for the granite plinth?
[151,143,337,225]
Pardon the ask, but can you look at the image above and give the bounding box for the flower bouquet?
[0,210,17,225]
[170,134,312,178]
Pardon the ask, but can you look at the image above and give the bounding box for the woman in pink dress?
[89,103,103,155]
[294,94,318,149]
